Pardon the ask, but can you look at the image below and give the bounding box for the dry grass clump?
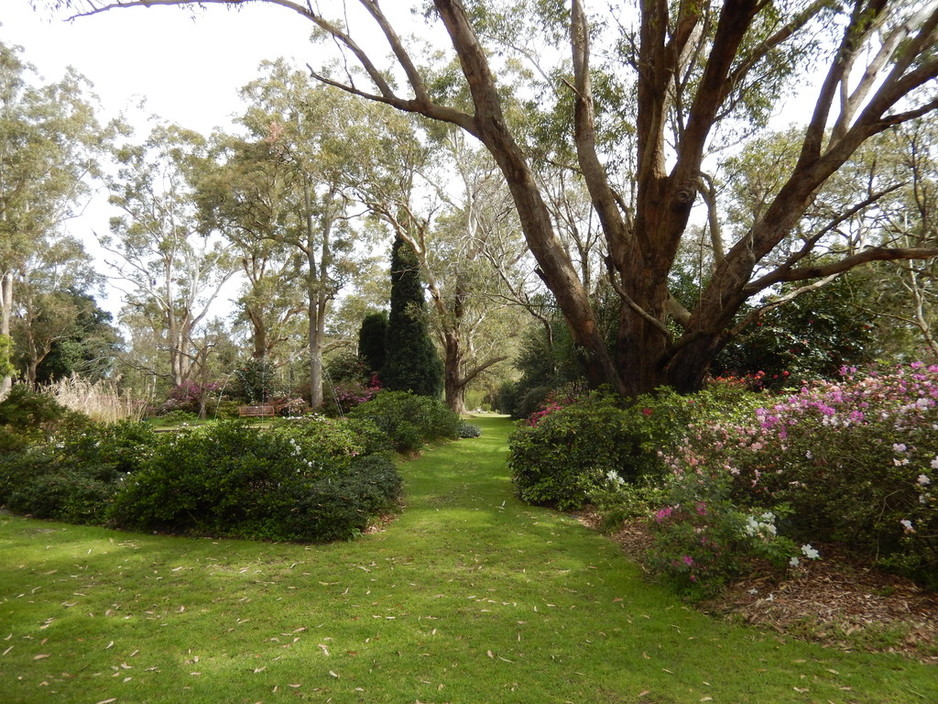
[43,375,148,423]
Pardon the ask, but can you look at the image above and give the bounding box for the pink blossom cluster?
[662,363,938,565]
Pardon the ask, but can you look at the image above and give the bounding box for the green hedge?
[0,415,403,544]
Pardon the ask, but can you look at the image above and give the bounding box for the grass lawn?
[1,415,935,703]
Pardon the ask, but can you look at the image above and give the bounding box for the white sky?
[2,0,323,134]
[2,0,354,318]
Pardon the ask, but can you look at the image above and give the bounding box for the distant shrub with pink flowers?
[662,364,938,589]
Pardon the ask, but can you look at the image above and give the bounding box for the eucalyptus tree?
[0,40,105,394]
[196,134,306,363]
[10,233,101,386]
[218,61,368,408]
[47,0,938,395]
[102,123,237,389]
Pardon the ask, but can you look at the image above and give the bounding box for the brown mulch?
[580,513,938,662]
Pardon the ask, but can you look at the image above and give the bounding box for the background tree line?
[6,0,938,413]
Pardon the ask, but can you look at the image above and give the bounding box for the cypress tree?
[357,311,388,376]
[383,236,443,397]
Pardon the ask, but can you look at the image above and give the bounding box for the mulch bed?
[582,514,938,663]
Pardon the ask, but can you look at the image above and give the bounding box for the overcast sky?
[3,0,326,133]
[2,0,344,317]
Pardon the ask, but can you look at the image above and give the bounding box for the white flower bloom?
[789,557,800,567]
[893,443,907,453]
[900,519,915,533]
[801,544,820,560]
[918,474,931,486]
[931,456,938,470]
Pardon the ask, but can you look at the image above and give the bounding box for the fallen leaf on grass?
[328,670,339,678]
[33,654,50,660]
[95,699,117,704]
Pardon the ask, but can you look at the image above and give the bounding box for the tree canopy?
[42,0,938,397]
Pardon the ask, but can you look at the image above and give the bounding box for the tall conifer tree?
[383,236,442,397]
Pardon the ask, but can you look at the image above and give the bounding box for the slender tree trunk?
[307,294,324,408]
[0,271,12,395]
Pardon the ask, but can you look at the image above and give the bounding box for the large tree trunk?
[442,330,466,414]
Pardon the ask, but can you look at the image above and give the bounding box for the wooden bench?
[237,398,308,418]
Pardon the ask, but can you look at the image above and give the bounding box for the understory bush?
[0,385,89,452]
[348,390,459,453]
[508,386,756,511]
[107,420,401,542]
[0,414,403,543]
[0,420,158,523]
[657,364,938,590]
[457,421,482,438]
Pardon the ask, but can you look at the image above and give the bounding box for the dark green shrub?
[348,391,459,453]
[108,420,401,542]
[357,311,388,376]
[457,421,482,438]
[458,421,482,438]
[271,415,390,465]
[278,456,401,542]
[509,390,695,510]
[0,385,88,451]
[0,420,157,523]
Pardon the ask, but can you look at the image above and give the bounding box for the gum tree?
[44,0,938,395]
[0,40,105,394]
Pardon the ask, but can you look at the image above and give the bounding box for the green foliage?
[457,420,482,438]
[33,290,120,384]
[0,420,157,523]
[357,311,387,375]
[714,275,879,388]
[0,413,399,543]
[646,471,800,600]
[348,390,459,453]
[509,392,652,510]
[0,384,88,452]
[499,316,584,418]
[661,365,938,590]
[231,357,281,403]
[507,386,754,511]
[0,334,15,379]
[382,236,443,398]
[107,420,400,542]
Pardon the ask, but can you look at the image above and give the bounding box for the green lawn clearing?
[1,415,935,703]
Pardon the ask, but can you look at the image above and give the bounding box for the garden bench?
[237,404,278,418]
[237,398,307,418]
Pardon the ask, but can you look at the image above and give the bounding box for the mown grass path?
[1,415,935,703]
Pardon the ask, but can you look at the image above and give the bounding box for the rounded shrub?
[662,364,938,589]
[348,391,459,453]
[457,421,482,438]
[0,420,158,523]
[508,389,708,511]
[108,420,401,542]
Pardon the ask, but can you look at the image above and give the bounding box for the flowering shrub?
[325,375,382,416]
[646,467,807,598]
[662,364,938,589]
